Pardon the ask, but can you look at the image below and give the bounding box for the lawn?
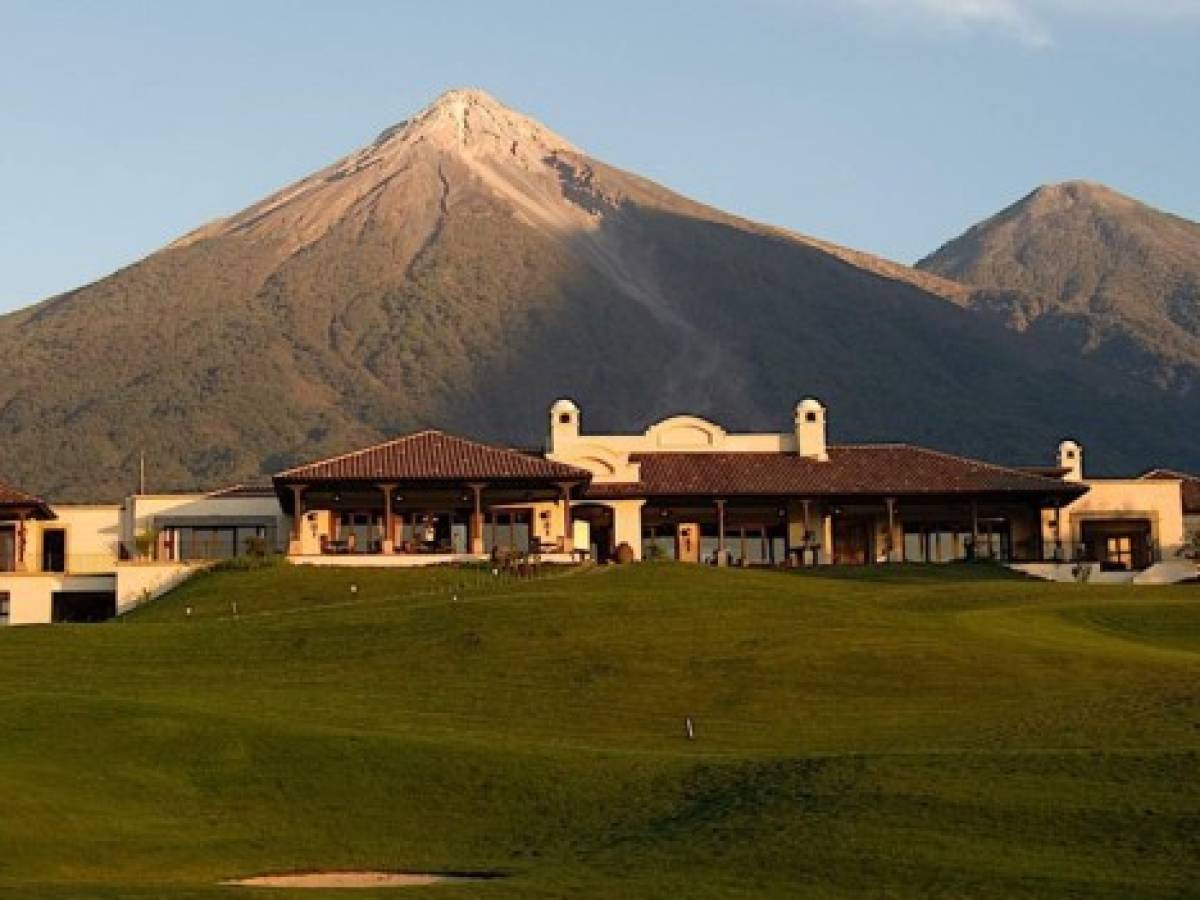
[0,562,1197,898]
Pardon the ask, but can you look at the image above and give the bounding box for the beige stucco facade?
[3,400,1197,624]
[124,492,288,560]
[1041,479,1187,562]
[1,491,278,626]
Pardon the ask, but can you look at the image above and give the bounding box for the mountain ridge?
[918,180,1200,393]
[2,91,1197,501]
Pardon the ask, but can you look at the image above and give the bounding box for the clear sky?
[2,0,1199,312]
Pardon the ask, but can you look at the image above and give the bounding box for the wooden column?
[801,498,813,566]
[885,497,897,564]
[378,484,396,553]
[715,498,727,566]
[557,483,575,553]
[970,500,980,561]
[288,484,306,554]
[15,511,28,572]
[1053,500,1063,561]
[468,483,485,555]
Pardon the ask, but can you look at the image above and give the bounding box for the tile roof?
[208,482,278,498]
[1141,469,1200,514]
[0,478,55,519]
[274,430,590,483]
[583,445,1087,499]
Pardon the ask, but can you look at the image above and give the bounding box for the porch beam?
[801,498,813,566]
[378,484,396,553]
[467,483,486,555]
[715,498,727,566]
[15,510,28,571]
[289,485,306,540]
[556,482,575,553]
[970,500,980,561]
[1053,500,1064,560]
[885,497,898,564]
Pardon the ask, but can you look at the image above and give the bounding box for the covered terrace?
[273,430,591,566]
[0,478,55,573]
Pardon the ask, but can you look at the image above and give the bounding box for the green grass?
[1,562,1197,898]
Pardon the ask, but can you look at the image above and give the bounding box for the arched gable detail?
[554,443,640,483]
[644,415,728,450]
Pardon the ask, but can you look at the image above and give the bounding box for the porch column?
[715,498,727,566]
[1052,500,1064,561]
[819,509,833,565]
[970,501,980,561]
[468,483,486,555]
[885,497,898,563]
[557,483,575,553]
[288,484,306,555]
[15,511,29,572]
[378,484,396,553]
[802,498,812,553]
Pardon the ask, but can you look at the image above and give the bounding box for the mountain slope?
[918,181,1200,392]
[2,92,1197,500]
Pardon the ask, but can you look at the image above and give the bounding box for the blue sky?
[2,0,1198,312]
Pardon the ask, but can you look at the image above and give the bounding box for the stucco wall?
[50,506,122,573]
[115,564,201,614]
[0,573,118,625]
[548,407,803,484]
[125,493,287,555]
[1044,479,1187,559]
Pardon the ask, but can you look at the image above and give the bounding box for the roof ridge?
[1141,467,1195,480]
[889,443,1072,487]
[0,477,48,505]
[273,428,590,482]
[274,429,446,478]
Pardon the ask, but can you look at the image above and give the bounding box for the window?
[1106,536,1134,568]
[0,527,14,572]
[902,521,1011,563]
[483,511,530,551]
[0,592,9,625]
[805,411,818,423]
[559,413,572,424]
[42,528,66,573]
[178,528,237,561]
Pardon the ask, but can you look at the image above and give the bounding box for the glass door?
[0,526,14,572]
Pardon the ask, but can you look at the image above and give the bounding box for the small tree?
[1186,528,1200,560]
[134,527,159,561]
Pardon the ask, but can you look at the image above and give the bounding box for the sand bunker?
[223,870,482,889]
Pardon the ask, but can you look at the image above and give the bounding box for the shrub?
[134,528,159,561]
[243,534,270,558]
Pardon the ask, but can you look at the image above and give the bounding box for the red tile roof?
[583,445,1086,499]
[208,482,277,498]
[1141,469,1200,514]
[0,478,55,519]
[275,430,590,483]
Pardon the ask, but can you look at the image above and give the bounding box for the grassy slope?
[0,563,1197,898]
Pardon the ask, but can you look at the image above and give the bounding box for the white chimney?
[795,397,829,462]
[548,398,580,452]
[1058,440,1084,482]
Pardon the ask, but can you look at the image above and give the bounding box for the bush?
[243,535,270,558]
[134,528,159,561]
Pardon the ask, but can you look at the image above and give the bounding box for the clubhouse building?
[2,399,1197,624]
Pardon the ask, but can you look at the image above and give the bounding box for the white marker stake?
[685,717,695,740]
